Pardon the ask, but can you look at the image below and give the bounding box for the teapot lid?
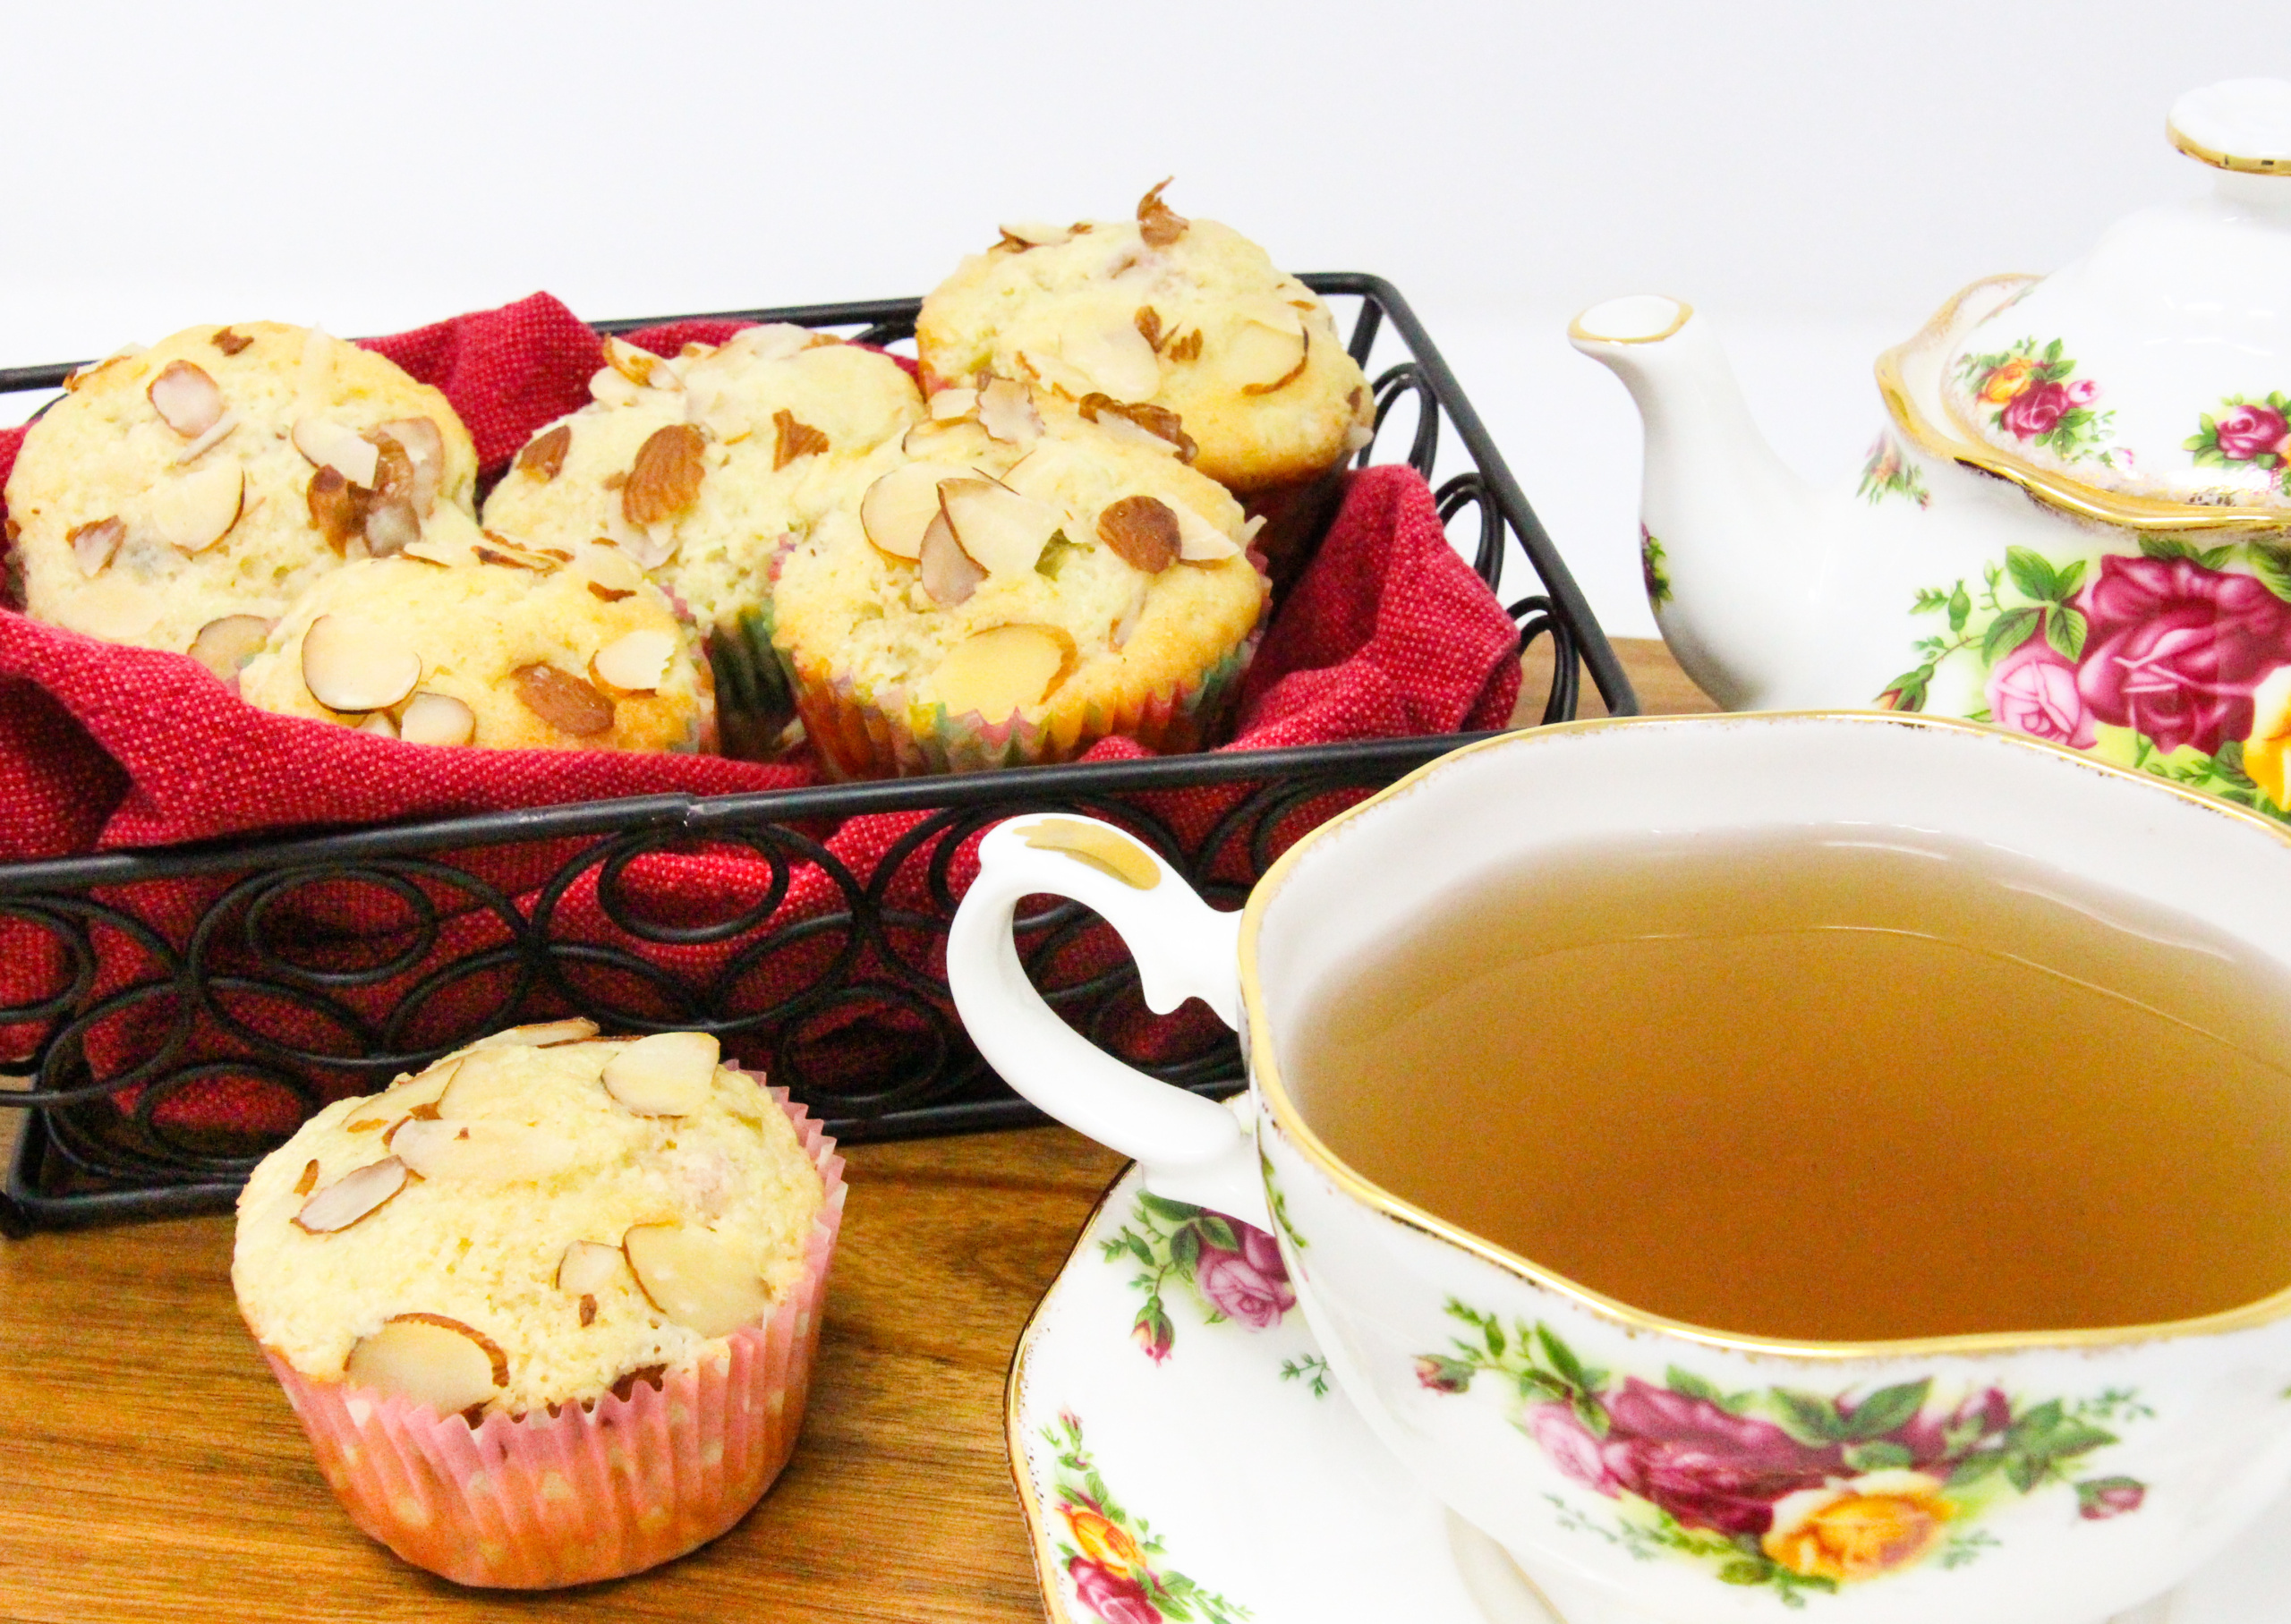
[1886,81,2291,529]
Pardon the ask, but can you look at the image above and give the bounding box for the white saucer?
[1005,1121,2291,1624]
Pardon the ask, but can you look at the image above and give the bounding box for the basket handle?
[947,816,1269,1229]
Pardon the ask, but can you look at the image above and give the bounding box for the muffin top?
[7,321,478,655]
[915,185,1375,493]
[769,382,1268,730]
[481,326,924,631]
[233,1026,824,1416]
[235,531,711,752]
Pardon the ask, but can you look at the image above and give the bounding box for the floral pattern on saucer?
[1640,527,1673,605]
[1955,338,2116,465]
[1044,1411,1250,1624]
[1857,436,1931,508]
[1103,1193,1295,1365]
[1415,1302,2148,1603]
[1878,539,2291,823]
[2188,394,2291,496]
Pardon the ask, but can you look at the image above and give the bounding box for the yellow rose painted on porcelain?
[1762,1471,1953,1583]
[1060,1502,1144,1571]
[1980,358,2036,404]
[2243,666,2291,809]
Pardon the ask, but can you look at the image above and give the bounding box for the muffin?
[915,183,1375,497]
[235,527,713,752]
[232,1023,845,1587]
[766,381,1269,778]
[481,326,924,755]
[7,321,479,658]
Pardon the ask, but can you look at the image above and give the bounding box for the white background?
[1,1,2283,642]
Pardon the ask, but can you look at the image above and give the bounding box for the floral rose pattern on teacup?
[2187,393,2291,496]
[1043,1412,1248,1624]
[1955,338,2116,465]
[1641,527,1674,606]
[1857,435,1931,508]
[1103,1194,1294,1365]
[1879,538,2291,822]
[1417,1303,2149,1604]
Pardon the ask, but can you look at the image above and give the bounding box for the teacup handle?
[947,815,1271,1229]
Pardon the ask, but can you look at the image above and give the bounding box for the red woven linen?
[0,293,1520,1128]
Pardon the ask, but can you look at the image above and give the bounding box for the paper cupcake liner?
[701,602,797,761]
[264,1089,846,1589]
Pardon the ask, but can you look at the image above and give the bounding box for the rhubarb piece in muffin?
[235,525,711,752]
[481,326,924,755]
[7,322,478,657]
[231,1024,844,1587]
[768,380,1268,777]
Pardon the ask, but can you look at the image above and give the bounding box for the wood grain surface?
[0,641,1711,1623]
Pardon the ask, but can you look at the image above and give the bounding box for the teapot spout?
[1571,297,1826,710]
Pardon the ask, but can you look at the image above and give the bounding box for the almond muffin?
[234,528,712,752]
[7,321,479,659]
[232,1022,845,1587]
[766,380,1269,777]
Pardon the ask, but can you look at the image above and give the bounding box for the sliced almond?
[940,479,1064,577]
[976,376,1043,446]
[1061,316,1161,402]
[860,462,974,560]
[470,1017,600,1050]
[591,628,676,694]
[1166,329,1204,363]
[149,462,245,554]
[64,344,143,392]
[356,710,399,738]
[1234,294,1307,339]
[624,423,706,528]
[603,334,677,390]
[69,517,123,577]
[1172,503,1243,562]
[903,417,994,459]
[932,624,1077,719]
[928,387,979,422]
[1097,495,1180,573]
[514,664,616,736]
[1079,396,1193,461]
[997,220,1071,251]
[1233,319,1309,395]
[71,578,161,642]
[516,423,571,480]
[771,408,830,470]
[374,418,444,515]
[189,614,273,679]
[302,615,421,713]
[212,327,251,356]
[918,509,984,607]
[306,467,362,554]
[1137,178,1188,248]
[399,690,476,746]
[293,1159,319,1195]
[148,361,225,438]
[391,1118,576,1183]
[1012,346,1094,400]
[175,409,239,466]
[399,532,477,568]
[622,1223,772,1338]
[600,1031,720,1117]
[1135,306,1165,352]
[345,1314,507,1415]
[722,323,813,365]
[1111,581,1149,649]
[291,416,379,487]
[591,368,646,409]
[293,1157,409,1233]
[558,1238,623,1296]
[361,434,422,555]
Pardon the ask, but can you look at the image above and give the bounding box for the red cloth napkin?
[0,293,1521,1132]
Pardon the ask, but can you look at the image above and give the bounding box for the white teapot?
[1573,79,2291,821]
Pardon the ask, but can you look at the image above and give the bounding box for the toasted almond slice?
[624,423,706,528]
[1097,495,1180,573]
[600,1031,720,1117]
[516,423,571,480]
[399,532,477,568]
[293,1157,408,1233]
[1061,317,1161,402]
[293,1159,319,1195]
[470,1018,600,1050]
[291,416,380,487]
[591,628,676,694]
[590,368,646,409]
[356,710,399,737]
[623,1223,772,1338]
[398,690,476,747]
[514,663,617,736]
[1172,503,1243,562]
[472,535,558,572]
[860,462,975,560]
[69,517,123,577]
[722,323,813,365]
[391,1118,577,1183]
[149,462,245,554]
[1233,320,1309,395]
[213,327,251,355]
[976,376,1042,446]
[1137,178,1188,248]
[175,409,239,466]
[997,220,1071,250]
[1234,294,1307,339]
[928,387,979,422]
[306,466,362,555]
[302,614,420,712]
[374,418,444,515]
[772,408,830,470]
[902,417,994,459]
[932,624,1077,719]
[1012,346,1094,400]
[558,1238,623,1297]
[65,344,143,392]
[940,479,1064,577]
[345,1314,507,1414]
[918,509,983,607]
[188,615,272,679]
[148,360,224,438]
[604,334,678,390]
[72,578,161,642]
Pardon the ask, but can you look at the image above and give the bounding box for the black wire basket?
[0,274,1637,1232]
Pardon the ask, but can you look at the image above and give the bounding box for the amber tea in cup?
[1290,827,2291,1343]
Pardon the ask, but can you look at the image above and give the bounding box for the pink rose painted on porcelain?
[1987,638,2097,748]
[1069,1557,1161,1624]
[2214,402,2289,463]
[2074,553,2291,756]
[1527,1401,1626,1498]
[2001,378,2096,440]
[1195,1227,1296,1330]
[1600,1379,1841,1537]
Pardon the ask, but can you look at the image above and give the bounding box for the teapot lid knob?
[2169,79,2291,173]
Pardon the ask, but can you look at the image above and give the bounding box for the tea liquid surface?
[1289,830,2291,1341]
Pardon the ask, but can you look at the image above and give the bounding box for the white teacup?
[948,713,2291,1624]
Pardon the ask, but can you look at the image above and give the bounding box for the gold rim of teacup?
[1239,709,2291,1361]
